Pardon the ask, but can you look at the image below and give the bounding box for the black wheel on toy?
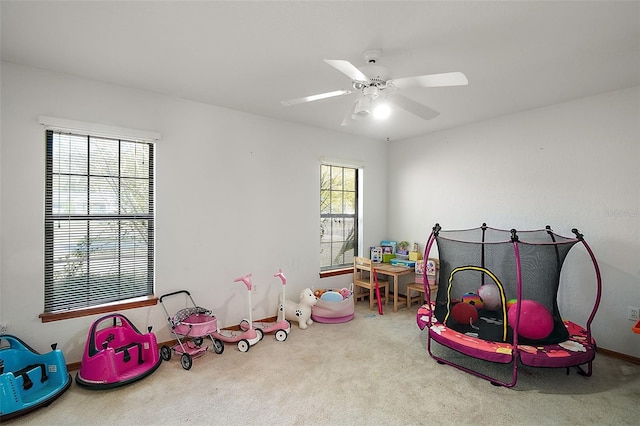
[160,345,172,361]
[239,319,250,331]
[275,330,288,342]
[180,353,193,370]
[193,337,204,347]
[255,328,264,341]
[237,339,250,353]
[212,338,225,354]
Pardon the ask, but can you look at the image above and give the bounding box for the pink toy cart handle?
[234,274,252,291]
[273,269,287,286]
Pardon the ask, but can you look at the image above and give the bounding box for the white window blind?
[44,129,155,312]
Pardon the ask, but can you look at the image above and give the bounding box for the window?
[320,164,358,271]
[44,130,154,314]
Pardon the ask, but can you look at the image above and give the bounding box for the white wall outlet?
[0,323,8,334]
[628,306,639,321]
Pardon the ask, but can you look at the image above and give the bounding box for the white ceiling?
[2,1,639,142]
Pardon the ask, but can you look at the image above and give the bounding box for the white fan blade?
[391,72,468,90]
[341,100,358,126]
[324,59,369,82]
[388,94,440,120]
[281,89,352,106]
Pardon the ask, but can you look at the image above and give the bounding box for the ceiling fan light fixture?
[353,95,372,118]
[373,102,391,119]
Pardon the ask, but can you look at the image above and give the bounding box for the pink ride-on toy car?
[76,313,162,389]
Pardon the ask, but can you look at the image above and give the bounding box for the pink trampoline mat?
[417,304,596,368]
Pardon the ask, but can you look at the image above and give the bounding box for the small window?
[44,130,155,313]
[320,164,358,271]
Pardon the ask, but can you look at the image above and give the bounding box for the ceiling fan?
[282,49,468,126]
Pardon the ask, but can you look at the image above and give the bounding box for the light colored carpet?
[5,303,640,425]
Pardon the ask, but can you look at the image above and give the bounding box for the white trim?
[39,116,161,142]
[319,156,365,169]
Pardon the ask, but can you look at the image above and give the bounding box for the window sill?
[319,268,353,278]
[39,295,158,323]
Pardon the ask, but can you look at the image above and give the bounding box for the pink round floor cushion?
[507,300,554,340]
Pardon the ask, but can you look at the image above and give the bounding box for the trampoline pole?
[511,230,523,386]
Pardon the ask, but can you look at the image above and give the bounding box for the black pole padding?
[433,223,441,235]
[572,228,584,240]
[482,222,487,229]
[510,229,519,242]
[51,343,58,350]
[148,326,153,333]
[545,225,555,239]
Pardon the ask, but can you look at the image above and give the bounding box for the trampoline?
[416,223,601,387]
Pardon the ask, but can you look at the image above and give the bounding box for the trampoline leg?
[575,363,591,377]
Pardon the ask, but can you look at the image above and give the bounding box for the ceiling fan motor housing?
[362,49,382,64]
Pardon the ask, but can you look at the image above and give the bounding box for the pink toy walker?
[240,269,292,341]
[159,290,225,370]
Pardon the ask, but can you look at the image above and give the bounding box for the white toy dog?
[281,288,318,329]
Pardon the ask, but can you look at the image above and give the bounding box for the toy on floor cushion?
[320,291,343,302]
[282,288,318,329]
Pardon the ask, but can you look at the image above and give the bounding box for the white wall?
[388,86,640,358]
[0,62,389,362]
